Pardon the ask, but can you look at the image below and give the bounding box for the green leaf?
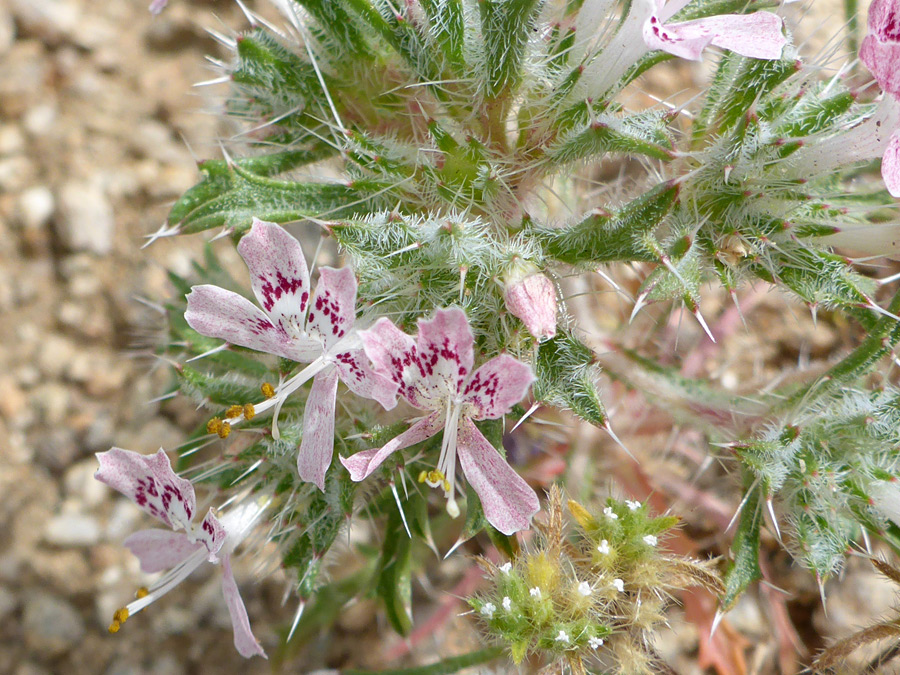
[478,0,542,98]
[535,181,679,265]
[377,501,415,635]
[293,0,371,58]
[343,647,504,675]
[167,159,391,234]
[419,0,466,74]
[720,482,762,611]
[533,330,608,427]
[549,112,674,164]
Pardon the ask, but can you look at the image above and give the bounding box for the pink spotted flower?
[582,0,785,98]
[95,448,267,658]
[791,0,900,194]
[642,0,786,62]
[185,219,398,491]
[340,308,540,535]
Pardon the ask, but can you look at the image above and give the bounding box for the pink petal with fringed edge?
[340,413,442,481]
[185,285,321,363]
[307,267,357,351]
[883,130,900,197]
[95,448,196,530]
[504,274,558,341]
[297,368,340,491]
[237,219,311,336]
[413,307,475,404]
[456,419,539,535]
[332,349,399,410]
[123,529,202,573]
[359,317,429,408]
[463,354,535,421]
[198,508,227,560]
[861,35,900,99]
[220,555,267,659]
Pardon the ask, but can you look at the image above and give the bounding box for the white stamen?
[529,587,542,599]
[626,500,641,511]
[480,602,496,619]
[589,637,604,649]
[498,562,512,574]
[603,506,618,520]
[555,630,570,643]
[502,596,512,611]
[643,534,658,546]
[597,539,611,555]
[612,578,624,593]
[578,581,592,597]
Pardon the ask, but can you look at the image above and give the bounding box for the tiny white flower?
[577,581,592,597]
[480,602,496,619]
[612,578,624,593]
[589,636,604,649]
[502,596,512,611]
[498,562,512,574]
[643,534,658,546]
[626,500,641,511]
[529,587,542,599]
[597,539,610,555]
[555,630,570,644]
[603,506,618,520]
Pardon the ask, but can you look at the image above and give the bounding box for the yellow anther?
[218,422,232,439]
[243,403,255,420]
[207,417,222,435]
[225,404,243,419]
[108,620,121,634]
[261,382,275,399]
[136,587,149,599]
[418,470,428,483]
[443,480,451,493]
[113,607,129,624]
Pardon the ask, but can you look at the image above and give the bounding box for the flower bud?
[504,266,557,342]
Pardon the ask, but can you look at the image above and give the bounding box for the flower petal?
[504,274,558,341]
[123,529,202,573]
[340,413,442,481]
[297,368,340,491]
[704,12,786,60]
[220,554,267,659]
[307,267,357,351]
[198,508,227,560]
[456,419,539,535]
[360,317,429,408]
[463,354,534,420]
[237,219,311,335]
[332,349,399,410]
[862,35,900,99]
[95,448,196,530]
[185,285,320,362]
[643,12,713,60]
[883,131,900,197]
[867,0,900,43]
[414,307,475,402]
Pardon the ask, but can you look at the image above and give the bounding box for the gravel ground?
[1,0,898,674]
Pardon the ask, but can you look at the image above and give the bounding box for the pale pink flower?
[149,0,167,14]
[504,270,557,342]
[861,0,900,195]
[340,308,540,535]
[185,219,398,490]
[95,448,266,659]
[643,0,786,61]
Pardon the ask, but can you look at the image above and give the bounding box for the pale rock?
[56,179,115,255]
[16,185,54,230]
[0,125,24,156]
[10,0,79,45]
[44,511,102,546]
[63,459,107,507]
[22,103,57,137]
[22,593,86,656]
[0,586,17,621]
[0,7,14,56]
[37,334,77,380]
